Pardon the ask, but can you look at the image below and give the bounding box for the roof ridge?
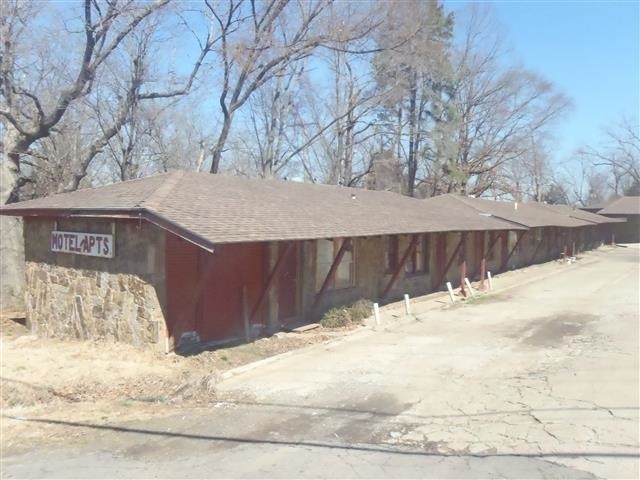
[451,195,491,214]
[139,170,186,210]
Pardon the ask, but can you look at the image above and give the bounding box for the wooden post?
[459,233,468,297]
[446,282,455,303]
[373,303,381,325]
[242,286,250,341]
[464,277,474,297]
[403,294,411,315]
[460,258,467,297]
[480,257,487,290]
[474,231,486,289]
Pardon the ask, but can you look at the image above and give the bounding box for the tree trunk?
[407,73,418,197]
[209,113,233,174]
[1,130,25,311]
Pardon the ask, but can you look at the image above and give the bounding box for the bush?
[319,299,373,329]
[319,307,352,328]
[349,299,373,323]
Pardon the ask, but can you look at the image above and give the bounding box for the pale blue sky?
[459,1,639,164]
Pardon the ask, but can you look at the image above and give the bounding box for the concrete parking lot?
[2,246,639,479]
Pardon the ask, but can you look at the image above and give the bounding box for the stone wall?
[301,235,434,318]
[23,217,166,350]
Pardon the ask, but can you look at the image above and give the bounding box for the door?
[196,242,267,342]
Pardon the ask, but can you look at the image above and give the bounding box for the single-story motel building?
[0,171,623,352]
[581,196,640,243]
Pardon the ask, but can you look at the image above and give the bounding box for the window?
[315,239,355,291]
[405,235,429,275]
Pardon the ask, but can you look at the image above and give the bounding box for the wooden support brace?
[250,242,294,322]
[435,234,465,290]
[381,234,419,299]
[311,238,351,313]
[501,231,527,271]
[485,231,501,259]
[528,235,545,265]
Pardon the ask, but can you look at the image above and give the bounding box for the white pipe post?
[487,271,493,290]
[403,294,411,315]
[446,282,456,304]
[464,278,475,296]
[373,302,381,326]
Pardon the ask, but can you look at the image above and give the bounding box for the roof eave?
[0,207,215,253]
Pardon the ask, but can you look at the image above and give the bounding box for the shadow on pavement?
[4,415,638,459]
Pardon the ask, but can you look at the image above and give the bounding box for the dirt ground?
[0,315,356,452]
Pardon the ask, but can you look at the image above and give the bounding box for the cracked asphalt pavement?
[2,246,639,478]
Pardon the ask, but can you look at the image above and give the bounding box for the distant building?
[581,197,640,242]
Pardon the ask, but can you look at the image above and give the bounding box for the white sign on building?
[51,231,114,258]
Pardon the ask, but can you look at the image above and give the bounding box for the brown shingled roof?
[538,204,624,224]
[597,196,640,215]
[430,194,592,228]
[0,171,523,249]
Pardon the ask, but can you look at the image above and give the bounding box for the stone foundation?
[23,217,167,350]
[25,262,164,347]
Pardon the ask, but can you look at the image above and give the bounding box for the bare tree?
[202,0,379,174]
[500,135,553,202]
[0,0,211,309]
[1,1,171,194]
[580,116,640,195]
[431,5,572,197]
[296,38,383,186]
[372,0,453,197]
[1,1,214,197]
[234,63,305,178]
[560,154,610,207]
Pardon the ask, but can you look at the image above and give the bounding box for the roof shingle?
[427,194,593,228]
[1,171,523,247]
[597,196,640,215]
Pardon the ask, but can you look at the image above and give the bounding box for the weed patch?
[320,299,373,328]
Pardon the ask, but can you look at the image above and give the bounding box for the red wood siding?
[196,242,267,341]
[165,234,267,346]
[165,234,199,343]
